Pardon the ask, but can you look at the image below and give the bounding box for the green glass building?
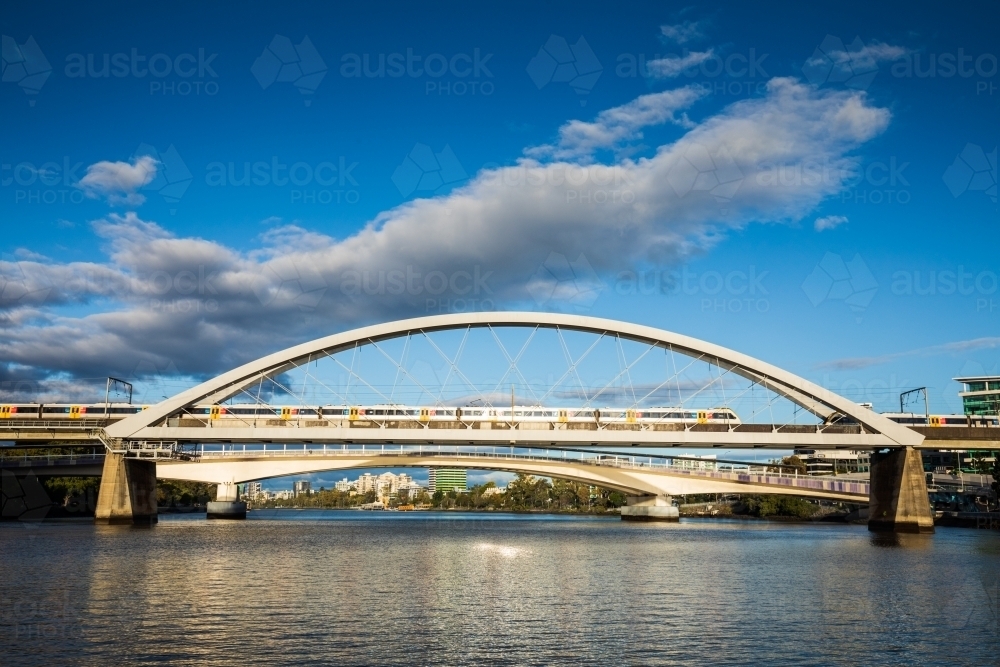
[955,376,1000,416]
[428,468,467,493]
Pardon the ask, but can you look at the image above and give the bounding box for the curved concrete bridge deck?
[153,447,869,502]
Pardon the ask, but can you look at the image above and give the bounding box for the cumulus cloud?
[661,21,704,45]
[646,50,715,78]
[77,155,158,205]
[814,215,848,231]
[1,78,891,395]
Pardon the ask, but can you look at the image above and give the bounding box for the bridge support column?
[207,482,246,520]
[868,447,934,534]
[620,495,679,522]
[94,453,158,525]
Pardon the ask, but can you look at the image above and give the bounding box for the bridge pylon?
[94,452,158,525]
[620,495,679,521]
[868,447,934,533]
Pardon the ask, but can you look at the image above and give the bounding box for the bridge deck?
[1,420,996,449]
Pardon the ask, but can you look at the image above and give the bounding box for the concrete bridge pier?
[620,495,679,522]
[207,481,246,520]
[94,453,158,525]
[868,447,934,534]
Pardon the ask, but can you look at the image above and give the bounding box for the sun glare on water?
[473,543,529,558]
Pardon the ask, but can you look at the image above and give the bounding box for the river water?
[1,512,998,666]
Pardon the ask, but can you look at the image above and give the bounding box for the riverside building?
[428,468,467,492]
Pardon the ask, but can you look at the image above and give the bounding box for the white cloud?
[77,155,158,206]
[527,86,706,160]
[1,78,891,391]
[646,50,714,78]
[814,215,848,231]
[805,41,909,77]
[661,21,704,45]
[816,337,1000,371]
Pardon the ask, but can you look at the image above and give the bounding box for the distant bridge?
[0,446,870,502]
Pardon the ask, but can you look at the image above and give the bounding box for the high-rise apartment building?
[428,468,467,492]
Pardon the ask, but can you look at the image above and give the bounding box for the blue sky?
[2,0,998,487]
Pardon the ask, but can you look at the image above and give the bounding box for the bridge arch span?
[107,312,921,449]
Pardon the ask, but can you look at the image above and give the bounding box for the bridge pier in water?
[207,482,247,520]
[94,453,158,525]
[620,495,679,521]
[868,447,934,534]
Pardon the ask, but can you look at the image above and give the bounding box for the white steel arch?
[105,312,922,447]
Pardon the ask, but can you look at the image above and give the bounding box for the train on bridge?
[1,403,994,428]
[0,402,740,425]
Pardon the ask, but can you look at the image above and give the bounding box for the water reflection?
[868,531,935,549]
[2,513,998,666]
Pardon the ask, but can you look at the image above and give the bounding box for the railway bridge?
[3,312,997,531]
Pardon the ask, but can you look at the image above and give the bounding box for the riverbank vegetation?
[255,474,629,514]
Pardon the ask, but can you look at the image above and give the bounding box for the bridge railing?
[0,419,112,429]
[0,453,105,467]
